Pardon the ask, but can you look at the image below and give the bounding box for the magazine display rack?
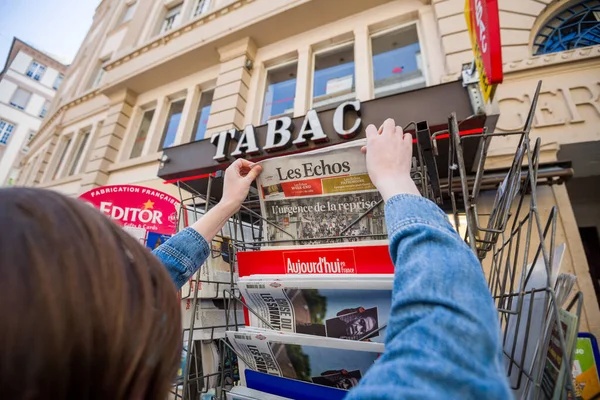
[168,81,583,400]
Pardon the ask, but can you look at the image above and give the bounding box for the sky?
[0,0,100,67]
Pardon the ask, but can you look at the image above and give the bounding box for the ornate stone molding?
[104,0,255,73]
[441,45,600,82]
[504,45,600,73]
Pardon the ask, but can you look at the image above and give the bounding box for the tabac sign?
[211,100,362,161]
[464,0,503,102]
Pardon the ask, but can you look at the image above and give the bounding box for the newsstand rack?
[168,81,583,400]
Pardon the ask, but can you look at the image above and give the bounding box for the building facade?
[17,0,600,336]
[0,38,67,185]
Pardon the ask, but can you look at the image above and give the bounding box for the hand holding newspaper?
[256,140,386,246]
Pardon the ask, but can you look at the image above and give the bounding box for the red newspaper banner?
[281,178,324,197]
[237,244,394,277]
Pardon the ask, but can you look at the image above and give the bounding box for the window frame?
[369,22,428,99]
[88,58,109,90]
[39,100,50,118]
[158,97,186,150]
[129,107,156,159]
[120,2,136,24]
[310,41,357,110]
[67,128,92,176]
[26,61,47,81]
[10,87,32,110]
[260,60,299,124]
[159,3,183,35]
[190,89,214,142]
[50,135,74,181]
[0,119,16,146]
[53,74,64,90]
[193,0,212,17]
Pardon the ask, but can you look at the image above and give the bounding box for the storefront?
[17,0,600,338]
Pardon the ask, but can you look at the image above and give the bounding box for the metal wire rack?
[167,80,583,400]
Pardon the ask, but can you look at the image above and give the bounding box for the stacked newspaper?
[227,327,383,390]
[256,140,387,247]
[226,142,395,396]
[238,275,392,343]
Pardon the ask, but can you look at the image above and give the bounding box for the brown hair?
[0,187,181,399]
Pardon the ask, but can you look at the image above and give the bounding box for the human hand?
[219,159,262,215]
[362,118,421,202]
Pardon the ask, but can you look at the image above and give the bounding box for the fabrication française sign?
[464,0,503,102]
[79,184,180,235]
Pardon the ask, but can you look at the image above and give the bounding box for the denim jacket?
[153,194,512,400]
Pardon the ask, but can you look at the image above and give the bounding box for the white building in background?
[0,38,68,185]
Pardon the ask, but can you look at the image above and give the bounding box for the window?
[191,90,213,141]
[533,0,600,55]
[0,120,15,145]
[89,60,107,89]
[312,43,355,110]
[22,130,35,153]
[68,129,91,176]
[130,108,155,158]
[53,74,64,90]
[371,25,425,98]
[39,100,50,118]
[52,137,72,180]
[10,88,32,110]
[120,2,136,24]
[159,4,182,34]
[261,62,297,124]
[26,61,46,81]
[159,99,185,149]
[194,0,211,16]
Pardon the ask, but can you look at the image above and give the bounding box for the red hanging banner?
[465,0,503,101]
[79,184,180,235]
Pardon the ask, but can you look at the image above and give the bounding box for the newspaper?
[257,140,386,246]
[239,276,392,342]
[226,386,292,400]
[226,328,383,390]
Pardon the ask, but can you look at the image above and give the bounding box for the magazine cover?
[226,328,383,390]
[257,140,386,246]
[239,277,392,342]
[541,308,579,400]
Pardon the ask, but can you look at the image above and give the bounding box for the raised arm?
[153,159,261,288]
[346,119,511,399]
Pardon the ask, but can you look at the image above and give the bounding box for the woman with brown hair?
[0,159,262,399]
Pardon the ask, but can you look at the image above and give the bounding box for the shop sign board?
[464,0,503,102]
[79,184,180,235]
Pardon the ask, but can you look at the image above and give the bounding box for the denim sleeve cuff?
[153,227,210,287]
[384,194,453,237]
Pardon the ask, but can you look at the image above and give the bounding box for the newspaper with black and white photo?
[239,275,392,342]
[257,140,386,246]
[226,327,383,391]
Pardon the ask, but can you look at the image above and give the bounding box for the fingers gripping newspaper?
[227,328,384,391]
[239,276,392,343]
[257,140,387,246]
